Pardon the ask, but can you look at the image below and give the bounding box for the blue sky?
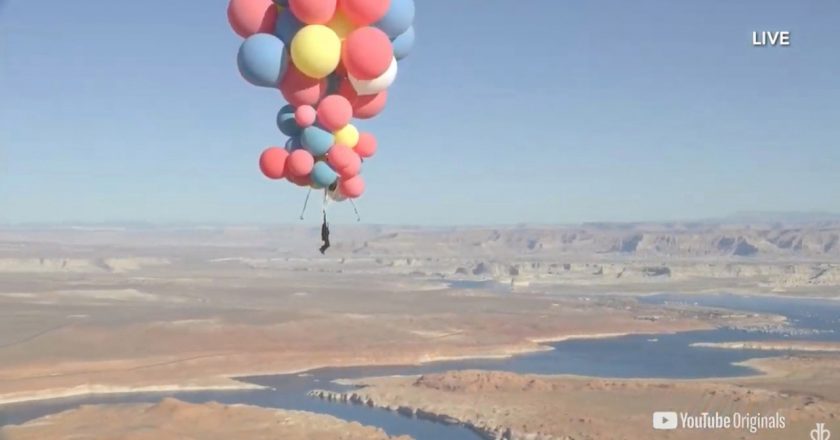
[1,1,838,225]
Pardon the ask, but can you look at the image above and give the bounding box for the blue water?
[2,294,838,440]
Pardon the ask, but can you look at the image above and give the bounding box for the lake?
[2,293,838,439]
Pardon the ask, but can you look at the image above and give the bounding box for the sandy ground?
[0,266,731,404]
[313,355,840,440]
[1,398,410,440]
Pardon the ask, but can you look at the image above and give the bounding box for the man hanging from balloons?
[228,0,415,253]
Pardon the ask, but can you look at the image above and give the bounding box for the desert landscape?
[310,356,840,440]
[0,222,838,439]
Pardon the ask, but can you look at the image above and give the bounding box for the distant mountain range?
[3,211,840,230]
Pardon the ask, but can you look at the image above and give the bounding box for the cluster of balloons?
[229,0,415,201]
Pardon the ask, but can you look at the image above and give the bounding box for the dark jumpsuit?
[319,213,330,254]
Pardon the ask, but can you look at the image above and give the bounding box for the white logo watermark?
[811,423,831,440]
[652,411,786,434]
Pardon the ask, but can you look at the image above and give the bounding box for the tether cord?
[299,189,312,220]
[349,199,361,222]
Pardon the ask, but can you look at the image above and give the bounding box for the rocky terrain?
[1,398,410,440]
[2,223,838,296]
[311,356,840,440]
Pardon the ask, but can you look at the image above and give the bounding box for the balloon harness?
[299,184,361,254]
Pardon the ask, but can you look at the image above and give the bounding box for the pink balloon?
[327,145,354,170]
[259,147,289,179]
[338,79,387,119]
[289,0,337,25]
[340,0,390,26]
[280,64,328,107]
[316,95,353,131]
[286,149,315,177]
[338,151,362,178]
[295,105,317,127]
[287,173,312,187]
[342,27,393,80]
[354,132,378,158]
[339,175,365,198]
[227,0,279,38]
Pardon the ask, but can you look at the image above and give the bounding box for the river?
[1,293,838,439]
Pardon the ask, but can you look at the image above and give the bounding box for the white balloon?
[349,57,398,96]
[328,185,347,202]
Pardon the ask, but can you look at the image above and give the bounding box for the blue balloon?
[277,105,302,136]
[275,8,304,45]
[273,0,289,6]
[301,126,334,157]
[311,161,338,188]
[391,26,415,61]
[237,34,287,88]
[285,136,303,151]
[375,0,415,39]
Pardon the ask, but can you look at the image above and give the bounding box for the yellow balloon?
[327,10,355,40]
[334,124,360,148]
[290,25,341,79]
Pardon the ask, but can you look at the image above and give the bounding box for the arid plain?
[1,223,838,439]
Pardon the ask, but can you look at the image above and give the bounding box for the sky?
[1,0,838,225]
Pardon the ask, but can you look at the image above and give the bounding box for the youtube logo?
[653,412,678,430]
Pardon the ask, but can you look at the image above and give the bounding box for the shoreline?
[2,290,826,409]
[691,341,840,352]
[0,382,267,406]
[0,331,669,408]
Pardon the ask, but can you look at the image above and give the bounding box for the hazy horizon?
[2,210,839,229]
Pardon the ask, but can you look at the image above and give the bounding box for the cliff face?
[352,224,840,260]
[310,364,840,440]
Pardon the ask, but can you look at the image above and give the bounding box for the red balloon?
[327,145,354,170]
[286,149,315,177]
[317,95,353,131]
[354,132,378,158]
[289,0,337,25]
[295,105,317,127]
[280,64,328,107]
[227,0,278,38]
[342,27,393,80]
[287,173,312,187]
[338,78,387,119]
[340,0,390,26]
[338,151,362,178]
[259,147,289,179]
[339,175,365,198]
